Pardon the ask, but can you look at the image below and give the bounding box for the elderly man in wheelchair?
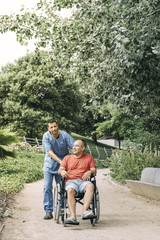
[57,139,99,226]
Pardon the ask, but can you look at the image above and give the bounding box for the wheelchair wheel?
[90,192,96,226]
[53,183,60,223]
[90,217,96,227]
[90,186,100,226]
[61,191,67,227]
[95,187,100,222]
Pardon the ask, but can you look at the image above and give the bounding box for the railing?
[86,145,112,162]
[12,136,113,162]
[22,136,43,153]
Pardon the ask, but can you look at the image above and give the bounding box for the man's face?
[48,122,58,136]
[72,140,85,155]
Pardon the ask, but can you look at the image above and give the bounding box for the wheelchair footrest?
[82,215,97,220]
[64,221,79,225]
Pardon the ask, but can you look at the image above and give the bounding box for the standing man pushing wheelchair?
[58,139,96,224]
[42,119,74,220]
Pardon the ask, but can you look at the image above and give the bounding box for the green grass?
[0,151,44,194]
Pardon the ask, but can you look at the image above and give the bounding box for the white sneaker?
[82,211,94,218]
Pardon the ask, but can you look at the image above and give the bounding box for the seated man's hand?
[82,170,91,180]
[61,170,68,178]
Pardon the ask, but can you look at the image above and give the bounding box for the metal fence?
[85,145,112,162]
[22,136,42,152]
[17,136,113,162]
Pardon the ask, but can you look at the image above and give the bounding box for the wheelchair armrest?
[91,174,96,177]
[60,177,66,191]
[89,174,96,182]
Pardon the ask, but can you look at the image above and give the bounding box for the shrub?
[95,160,109,169]
[0,129,19,159]
[109,149,160,183]
[0,151,44,193]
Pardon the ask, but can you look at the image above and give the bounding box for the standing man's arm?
[43,135,62,164]
[48,150,62,164]
[65,133,75,149]
[58,166,68,178]
[48,132,74,163]
[58,157,68,177]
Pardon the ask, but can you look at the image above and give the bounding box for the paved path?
[1,169,160,240]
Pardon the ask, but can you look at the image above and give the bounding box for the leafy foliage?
[0,151,44,193]
[96,103,160,147]
[0,129,19,159]
[110,148,160,183]
[0,51,84,137]
[0,0,159,144]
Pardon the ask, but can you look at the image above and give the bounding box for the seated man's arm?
[58,166,68,178]
[82,167,96,180]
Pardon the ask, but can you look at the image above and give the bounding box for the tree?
[0,50,84,137]
[95,103,130,148]
[96,103,160,148]
[0,0,159,144]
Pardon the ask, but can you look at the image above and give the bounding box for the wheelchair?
[53,175,100,227]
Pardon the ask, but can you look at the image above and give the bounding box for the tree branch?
[147,9,160,17]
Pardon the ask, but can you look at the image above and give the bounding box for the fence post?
[104,147,109,162]
[96,146,100,162]
[23,136,28,150]
[35,138,40,153]
[87,145,92,155]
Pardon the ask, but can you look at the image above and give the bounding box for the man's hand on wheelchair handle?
[61,170,68,178]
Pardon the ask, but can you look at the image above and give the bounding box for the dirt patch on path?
[1,169,160,240]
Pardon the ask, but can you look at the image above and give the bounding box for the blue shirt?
[42,130,74,173]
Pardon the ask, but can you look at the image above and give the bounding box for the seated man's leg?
[65,180,78,221]
[79,181,94,218]
[83,182,94,212]
[67,188,77,219]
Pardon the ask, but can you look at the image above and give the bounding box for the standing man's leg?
[55,174,61,184]
[43,171,54,219]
